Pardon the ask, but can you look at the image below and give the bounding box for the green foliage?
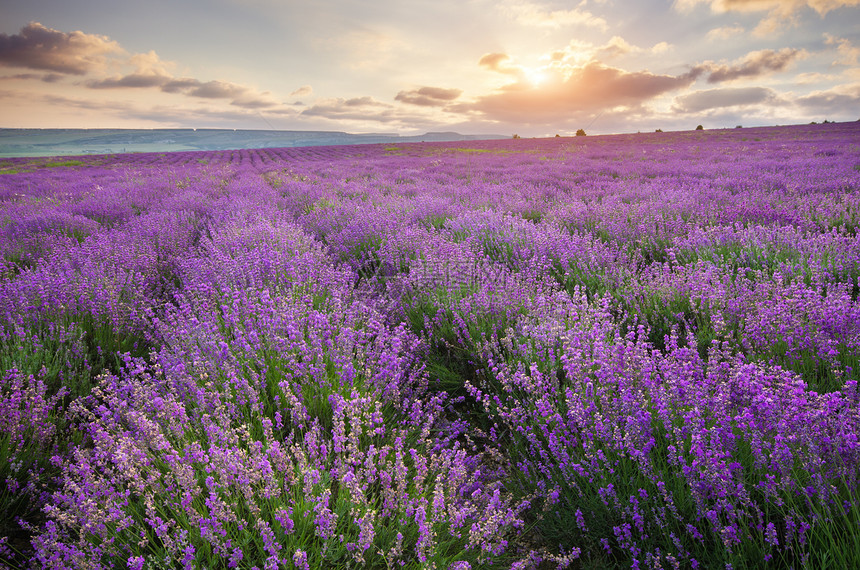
[0,432,54,563]
[521,209,543,223]
[421,214,450,231]
[0,309,150,400]
[44,160,85,168]
[549,258,612,304]
[0,368,79,567]
[478,343,860,569]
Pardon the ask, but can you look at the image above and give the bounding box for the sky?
[0,0,859,136]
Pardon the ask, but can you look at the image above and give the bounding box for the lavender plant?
[1,122,859,568]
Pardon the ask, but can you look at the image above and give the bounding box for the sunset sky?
[1,0,858,136]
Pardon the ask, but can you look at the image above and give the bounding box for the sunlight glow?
[524,67,548,86]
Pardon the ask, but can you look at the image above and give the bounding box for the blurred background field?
[0,128,507,158]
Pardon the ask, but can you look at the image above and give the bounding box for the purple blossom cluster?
[1,122,859,568]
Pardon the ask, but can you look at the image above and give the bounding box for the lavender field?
[1,123,860,569]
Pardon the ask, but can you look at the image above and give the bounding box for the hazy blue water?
[0,129,506,158]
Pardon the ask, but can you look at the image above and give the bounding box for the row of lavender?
[1,122,859,568]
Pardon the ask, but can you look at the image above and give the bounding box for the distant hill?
[0,128,508,158]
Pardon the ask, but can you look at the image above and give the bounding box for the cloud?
[302,96,396,121]
[706,24,746,40]
[187,80,248,99]
[675,0,860,34]
[594,37,673,59]
[498,1,608,30]
[597,36,639,59]
[87,50,175,90]
[795,83,860,115]
[672,86,784,112]
[42,93,119,111]
[479,53,518,74]
[541,37,673,72]
[395,86,463,106]
[89,74,279,108]
[161,78,202,93]
[469,43,699,125]
[184,81,280,109]
[480,52,558,87]
[230,94,281,110]
[676,0,860,15]
[8,90,300,128]
[89,73,170,89]
[290,84,313,97]
[671,83,860,122]
[343,96,389,107]
[82,47,281,109]
[459,62,701,124]
[705,48,806,82]
[7,72,65,83]
[127,50,175,77]
[0,22,122,75]
[298,96,441,130]
[795,71,839,84]
[0,24,282,112]
[826,34,860,67]
[125,104,293,127]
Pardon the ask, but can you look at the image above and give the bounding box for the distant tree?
[736,125,743,128]
[575,129,586,136]
[512,134,521,139]
[555,134,560,137]
[695,125,704,130]
[655,129,663,133]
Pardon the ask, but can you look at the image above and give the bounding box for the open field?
[1,123,860,569]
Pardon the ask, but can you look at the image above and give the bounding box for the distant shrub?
[512,134,521,139]
[575,129,586,137]
[695,125,704,130]
[655,129,663,133]
[555,134,560,137]
[736,125,743,128]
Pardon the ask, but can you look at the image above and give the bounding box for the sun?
[523,67,548,86]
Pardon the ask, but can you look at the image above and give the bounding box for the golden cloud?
[675,0,860,34]
[395,86,463,107]
[705,48,807,82]
[0,22,122,75]
[459,62,701,124]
